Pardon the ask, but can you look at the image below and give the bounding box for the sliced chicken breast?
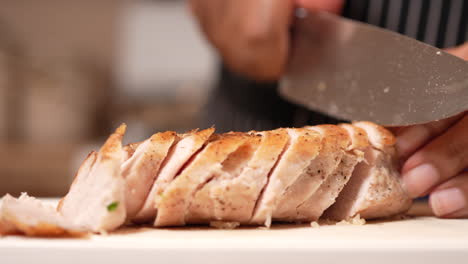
[204,130,290,224]
[0,201,18,235]
[294,124,367,222]
[250,128,321,227]
[123,141,142,161]
[186,134,262,223]
[1,194,83,237]
[323,122,412,220]
[273,125,348,221]
[58,124,127,232]
[122,131,177,219]
[155,132,247,227]
[133,128,214,223]
[0,143,100,236]
[0,122,413,235]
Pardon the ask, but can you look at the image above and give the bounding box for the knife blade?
[279,10,468,126]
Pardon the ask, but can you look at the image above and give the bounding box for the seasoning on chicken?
[295,124,368,221]
[155,132,247,227]
[273,125,347,221]
[250,128,322,227]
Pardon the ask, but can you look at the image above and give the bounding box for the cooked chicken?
[186,134,262,223]
[155,132,247,227]
[250,128,321,227]
[323,122,412,220]
[123,141,143,161]
[122,131,177,219]
[58,124,127,232]
[1,194,83,237]
[273,125,348,221]
[0,122,412,236]
[0,201,18,235]
[295,124,368,221]
[193,130,289,224]
[133,128,215,223]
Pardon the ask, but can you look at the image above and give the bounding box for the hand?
[395,42,468,218]
[189,0,344,81]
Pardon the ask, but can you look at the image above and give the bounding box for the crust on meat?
[100,124,126,160]
[353,121,395,149]
[339,124,369,150]
[308,125,350,149]
[0,203,18,236]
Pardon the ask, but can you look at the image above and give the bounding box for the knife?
[279,10,468,126]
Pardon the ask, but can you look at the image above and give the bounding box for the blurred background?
[0,0,217,197]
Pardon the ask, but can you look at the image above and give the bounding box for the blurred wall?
[0,0,120,69]
[0,0,216,197]
[114,0,216,143]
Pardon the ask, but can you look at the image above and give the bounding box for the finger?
[221,0,295,80]
[445,42,468,60]
[429,172,468,218]
[395,113,464,159]
[296,0,344,14]
[189,0,224,44]
[401,114,468,198]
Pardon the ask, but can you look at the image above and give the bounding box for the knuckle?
[444,140,468,169]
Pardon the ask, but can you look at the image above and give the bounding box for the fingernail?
[396,126,427,158]
[402,164,439,198]
[430,188,466,217]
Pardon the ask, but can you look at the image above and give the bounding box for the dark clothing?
[202,0,468,132]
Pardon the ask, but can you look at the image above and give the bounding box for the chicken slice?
[273,125,348,221]
[323,122,412,220]
[123,141,142,161]
[0,200,18,235]
[186,134,262,224]
[133,128,215,223]
[206,130,289,224]
[0,194,84,237]
[0,144,98,236]
[294,124,367,222]
[250,128,321,227]
[122,131,177,219]
[57,124,127,232]
[154,132,247,227]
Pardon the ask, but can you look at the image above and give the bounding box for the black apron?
[201,0,468,132]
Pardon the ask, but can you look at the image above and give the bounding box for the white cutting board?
[1,201,467,264]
